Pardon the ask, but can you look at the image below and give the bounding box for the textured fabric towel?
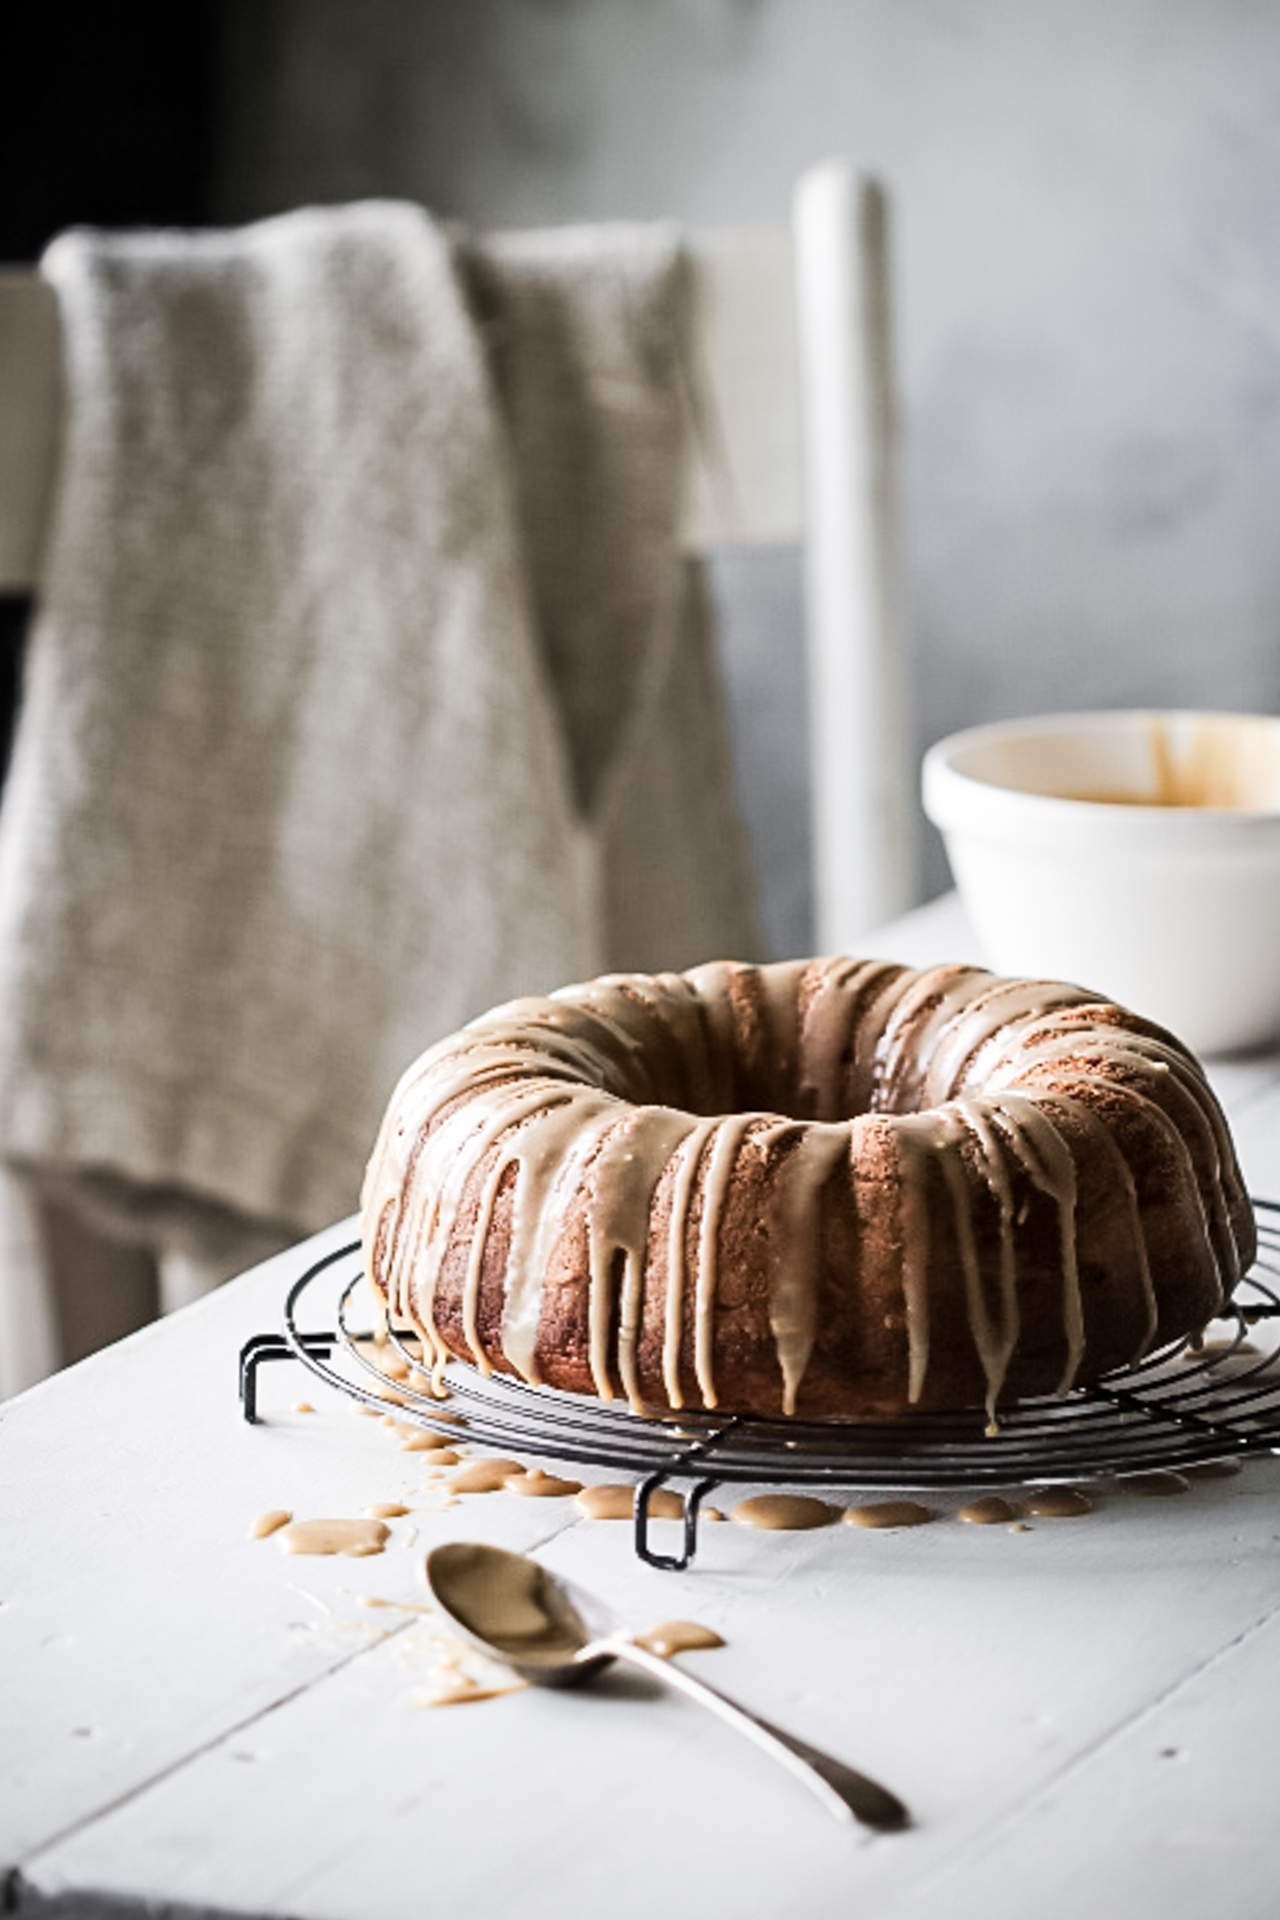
[0,201,760,1393]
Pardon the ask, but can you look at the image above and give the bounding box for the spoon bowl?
[427,1538,614,1687]
[425,1541,909,1830]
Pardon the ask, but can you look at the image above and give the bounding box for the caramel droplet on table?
[1023,1487,1095,1519]
[448,1458,527,1493]
[248,1509,292,1540]
[1184,1457,1244,1480]
[635,1621,726,1657]
[575,1484,685,1521]
[398,1430,460,1453]
[843,1500,935,1530]
[277,1518,391,1557]
[1118,1471,1190,1498]
[505,1469,583,1498]
[957,1495,1021,1526]
[364,1502,410,1519]
[424,1671,524,1708]
[731,1494,837,1531]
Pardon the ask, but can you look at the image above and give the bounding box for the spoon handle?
[594,1635,908,1830]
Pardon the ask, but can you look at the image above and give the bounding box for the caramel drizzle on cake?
[361,959,1250,1421]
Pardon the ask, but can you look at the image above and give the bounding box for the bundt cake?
[360,959,1255,1421]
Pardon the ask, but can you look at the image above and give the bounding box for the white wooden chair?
[0,158,915,955]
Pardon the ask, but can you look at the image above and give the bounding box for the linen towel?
[464,228,763,971]
[0,201,760,1393]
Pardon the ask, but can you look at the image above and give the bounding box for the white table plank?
[17,1451,1280,1920]
[885,1600,1280,1920]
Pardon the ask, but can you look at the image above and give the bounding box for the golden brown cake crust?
[361,958,1256,1419]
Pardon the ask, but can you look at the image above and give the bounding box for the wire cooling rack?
[240,1200,1280,1570]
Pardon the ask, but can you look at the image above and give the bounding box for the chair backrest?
[0,158,914,951]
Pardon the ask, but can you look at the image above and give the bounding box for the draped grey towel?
[0,201,761,1394]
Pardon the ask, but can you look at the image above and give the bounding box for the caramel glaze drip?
[361,958,1254,1422]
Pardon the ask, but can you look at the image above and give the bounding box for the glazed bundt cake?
[360,959,1255,1420]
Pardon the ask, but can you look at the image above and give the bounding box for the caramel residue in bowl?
[730,1494,838,1531]
[1061,713,1280,809]
[956,1495,1022,1526]
[843,1499,935,1530]
[277,1518,391,1557]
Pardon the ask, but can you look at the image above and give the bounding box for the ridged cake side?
[360,958,1256,1419]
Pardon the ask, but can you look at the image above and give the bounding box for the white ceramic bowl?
[922,709,1280,1055]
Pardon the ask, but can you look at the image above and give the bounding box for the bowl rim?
[923,708,1280,842]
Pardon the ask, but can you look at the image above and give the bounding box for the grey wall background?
[216,0,1280,957]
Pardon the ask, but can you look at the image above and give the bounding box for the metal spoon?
[424,1541,909,1831]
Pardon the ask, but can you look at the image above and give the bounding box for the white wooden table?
[5,894,1280,1920]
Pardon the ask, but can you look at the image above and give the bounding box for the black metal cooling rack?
[239,1200,1280,1570]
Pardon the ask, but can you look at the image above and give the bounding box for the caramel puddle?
[843,1500,935,1530]
[1117,1471,1190,1498]
[448,1458,527,1494]
[957,1495,1021,1526]
[505,1470,583,1499]
[576,1484,686,1521]
[731,1494,837,1531]
[1022,1487,1094,1519]
[248,1509,291,1540]
[277,1518,391,1557]
[635,1621,725,1657]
